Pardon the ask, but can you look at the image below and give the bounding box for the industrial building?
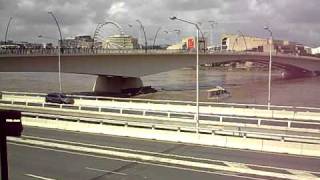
[220,34,311,56]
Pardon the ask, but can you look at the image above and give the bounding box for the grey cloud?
[0,0,319,47]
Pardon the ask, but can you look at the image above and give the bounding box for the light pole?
[38,35,62,93]
[48,11,63,93]
[170,16,200,134]
[264,26,273,110]
[4,17,13,45]
[136,20,148,53]
[152,27,162,49]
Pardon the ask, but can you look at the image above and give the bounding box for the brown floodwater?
[0,68,319,107]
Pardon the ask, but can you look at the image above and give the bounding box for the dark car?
[45,93,74,104]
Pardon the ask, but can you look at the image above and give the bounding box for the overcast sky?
[0,0,319,47]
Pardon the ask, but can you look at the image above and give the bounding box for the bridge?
[1,48,320,92]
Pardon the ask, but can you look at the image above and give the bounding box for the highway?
[7,126,320,180]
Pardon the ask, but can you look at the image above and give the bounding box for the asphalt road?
[9,143,247,180]
[21,127,320,171]
[3,126,319,180]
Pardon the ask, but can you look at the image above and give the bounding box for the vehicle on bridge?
[45,93,74,104]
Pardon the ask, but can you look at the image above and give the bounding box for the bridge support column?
[93,75,143,94]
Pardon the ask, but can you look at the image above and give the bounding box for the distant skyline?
[0,0,319,47]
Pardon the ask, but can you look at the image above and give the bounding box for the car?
[45,93,74,104]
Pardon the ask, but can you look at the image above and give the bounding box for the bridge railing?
[0,47,267,56]
[1,96,320,133]
[1,47,319,62]
[3,91,320,113]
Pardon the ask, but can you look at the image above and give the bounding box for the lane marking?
[224,162,249,170]
[287,170,320,179]
[11,142,266,180]
[85,167,127,176]
[25,174,56,180]
[8,138,316,180]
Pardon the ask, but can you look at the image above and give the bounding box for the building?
[220,34,310,56]
[167,36,207,51]
[102,35,138,49]
[61,35,94,48]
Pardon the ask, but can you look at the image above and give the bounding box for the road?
[6,126,320,180]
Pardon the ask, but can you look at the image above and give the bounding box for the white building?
[103,35,138,49]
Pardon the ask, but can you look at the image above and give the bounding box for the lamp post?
[264,26,273,110]
[38,35,62,93]
[47,11,63,93]
[152,27,162,49]
[136,20,147,53]
[170,16,200,134]
[4,17,13,45]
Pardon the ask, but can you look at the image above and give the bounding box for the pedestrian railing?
[2,90,320,113]
[1,47,319,61]
[1,98,320,133]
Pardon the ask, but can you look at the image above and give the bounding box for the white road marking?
[25,174,56,180]
[85,167,127,176]
[9,137,319,180]
[224,162,249,170]
[287,169,320,179]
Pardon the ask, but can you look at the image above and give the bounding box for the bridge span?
[1,49,320,92]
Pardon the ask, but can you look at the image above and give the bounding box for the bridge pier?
[93,75,143,94]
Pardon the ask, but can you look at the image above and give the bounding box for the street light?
[136,20,148,53]
[38,34,62,93]
[4,17,13,45]
[264,26,273,110]
[152,27,162,49]
[170,16,200,134]
[47,11,63,93]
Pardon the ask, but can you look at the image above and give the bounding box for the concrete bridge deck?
[1,49,320,92]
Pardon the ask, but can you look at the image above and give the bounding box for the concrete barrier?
[262,140,303,155]
[21,117,320,157]
[301,143,320,157]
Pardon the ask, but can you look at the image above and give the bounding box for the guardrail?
[1,47,318,61]
[1,98,320,132]
[21,111,320,144]
[2,90,320,113]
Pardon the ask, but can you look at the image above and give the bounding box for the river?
[0,68,319,107]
